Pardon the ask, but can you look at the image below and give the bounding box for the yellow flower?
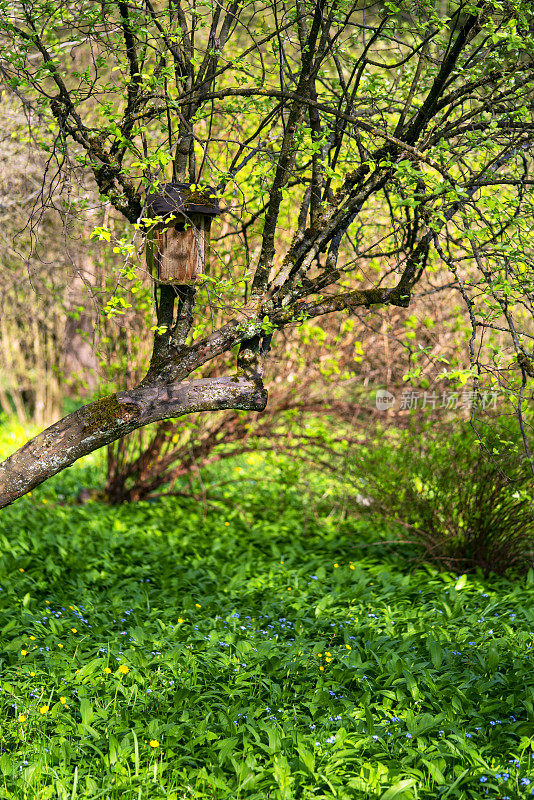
[19,568,25,573]
[57,643,63,648]
[104,667,111,674]
[118,664,129,675]
[349,565,355,570]
[325,651,331,657]
[317,653,322,658]
[177,617,184,624]
[30,671,35,677]
[325,657,332,663]
[29,636,36,641]
[21,650,27,656]
[345,644,351,650]
[60,696,67,704]
[150,740,159,748]
[71,628,77,633]
[319,665,324,671]
[195,603,201,608]
[334,563,339,568]
[287,587,291,592]
[18,714,27,723]
[39,705,49,714]
[224,522,230,526]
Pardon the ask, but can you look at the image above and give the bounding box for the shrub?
[343,421,534,577]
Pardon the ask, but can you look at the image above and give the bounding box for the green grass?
[0,432,534,798]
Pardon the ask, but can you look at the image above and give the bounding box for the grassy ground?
[0,424,534,799]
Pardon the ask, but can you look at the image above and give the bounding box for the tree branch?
[0,376,267,509]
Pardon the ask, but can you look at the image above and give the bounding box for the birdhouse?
[144,182,220,285]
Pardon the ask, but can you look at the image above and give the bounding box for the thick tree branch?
[0,376,267,509]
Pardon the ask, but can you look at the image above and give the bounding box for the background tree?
[0,0,533,508]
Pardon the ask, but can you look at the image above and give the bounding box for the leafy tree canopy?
[0,0,533,506]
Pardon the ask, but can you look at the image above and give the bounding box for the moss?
[181,187,217,206]
[82,394,139,434]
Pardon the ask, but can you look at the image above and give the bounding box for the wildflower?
[346,644,351,650]
[29,636,36,641]
[150,740,159,748]
[195,603,201,608]
[39,705,49,714]
[349,565,355,570]
[224,522,230,526]
[521,779,531,786]
[118,664,129,675]
[59,697,67,704]
[71,628,77,634]
[317,653,322,658]
[18,714,26,723]
[325,657,332,663]
[326,735,336,744]
[319,666,324,671]
[30,671,35,677]
[57,643,63,649]
[480,777,487,783]
[19,568,24,573]
[21,650,27,656]
[406,733,413,739]
[334,563,339,568]
[287,587,291,591]
[177,618,184,624]
[104,667,111,674]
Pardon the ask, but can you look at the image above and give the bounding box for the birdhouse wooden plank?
[144,183,219,285]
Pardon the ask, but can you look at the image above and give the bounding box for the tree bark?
[0,376,267,509]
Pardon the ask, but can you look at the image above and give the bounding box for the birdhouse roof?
[145,182,220,221]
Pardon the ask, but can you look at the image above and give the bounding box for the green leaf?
[422,758,446,785]
[455,574,467,591]
[428,638,443,669]
[80,699,94,727]
[380,778,416,800]
[487,642,499,673]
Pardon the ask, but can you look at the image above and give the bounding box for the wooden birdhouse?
[144,182,220,285]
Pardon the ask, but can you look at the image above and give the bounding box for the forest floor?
[0,420,533,799]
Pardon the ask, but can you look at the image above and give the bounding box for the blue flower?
[521,778,531,786]
[480,777,487,783]
[406,733,413,739]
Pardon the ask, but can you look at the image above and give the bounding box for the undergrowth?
[0,432,533,798]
